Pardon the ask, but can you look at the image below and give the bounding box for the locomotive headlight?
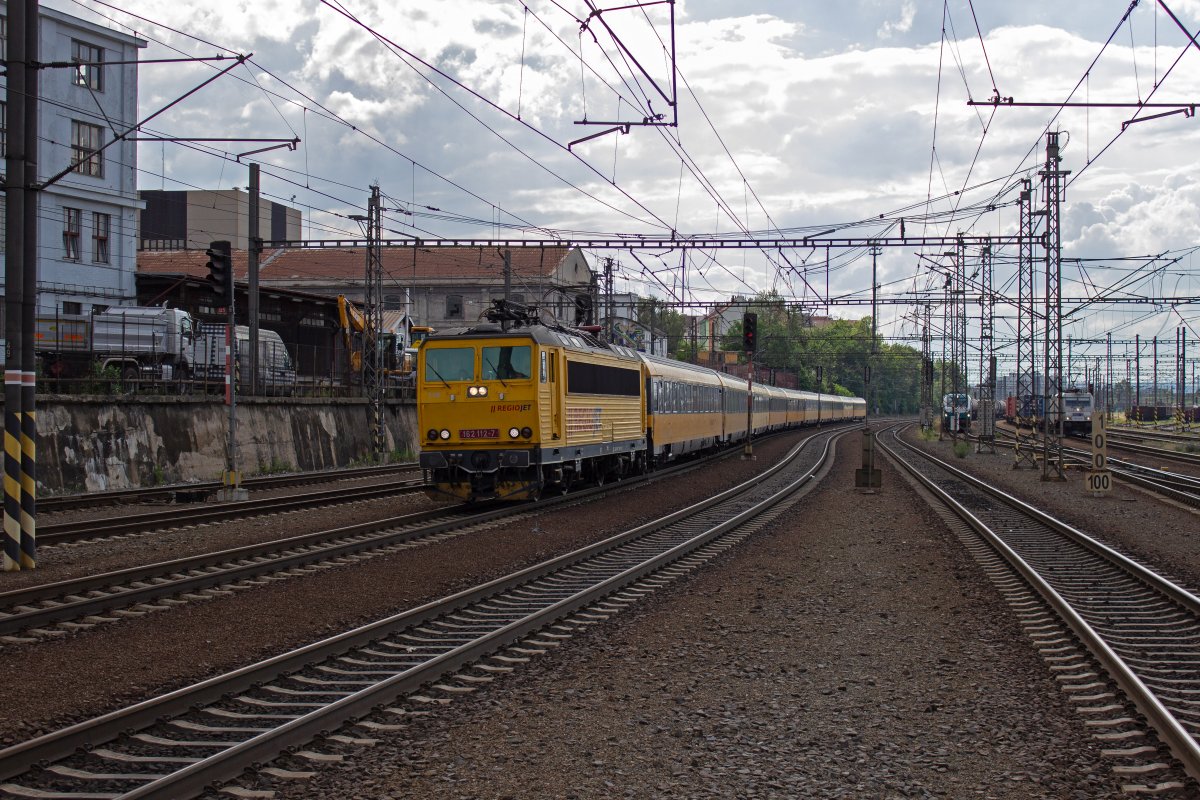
[439,429,451,440]
[521,427,533,439]
[426,429,438,441]
[478,386,488,396]
[508,427,520,439]
[468,386,479,397]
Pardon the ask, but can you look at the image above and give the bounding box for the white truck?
[193,323,297,394]
[37,306,196,381]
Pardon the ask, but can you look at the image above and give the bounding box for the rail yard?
[0,421,1197,799]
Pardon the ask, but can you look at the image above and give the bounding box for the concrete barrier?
[27,395,418,494]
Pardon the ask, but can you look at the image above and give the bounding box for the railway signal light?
[743,312,757,353]
[205,240,233,299]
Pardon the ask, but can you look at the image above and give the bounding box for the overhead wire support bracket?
[568,124,630,151]
[1122,106,1195,129]
[575,0,678,130]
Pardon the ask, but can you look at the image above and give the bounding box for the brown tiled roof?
[138,246,576,285]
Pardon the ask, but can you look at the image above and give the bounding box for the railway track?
[0,427,851,800]
[38,463,419,513]
[35,478,427,546]
[0,431,813,642]
[991,426,1200,508]
[883,425,1200,792]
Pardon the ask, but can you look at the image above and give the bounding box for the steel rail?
[0,427,849,798]
[992,427,1200,507]
[35,479,428,544]
[0,433,802,637]
[880,425,1200,785]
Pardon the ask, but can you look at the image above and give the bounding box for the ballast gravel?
[262,427,1131,800]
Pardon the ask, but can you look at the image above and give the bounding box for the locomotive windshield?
[1064,395,1091,411]
[482,345,531,380]
[425,347,474,382]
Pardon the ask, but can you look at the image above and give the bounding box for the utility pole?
[247,163,261,396]
[1040,131,1068,481]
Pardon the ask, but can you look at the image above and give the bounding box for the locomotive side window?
[425,347,474,382]
[483,345,531,380]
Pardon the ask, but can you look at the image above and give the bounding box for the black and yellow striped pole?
[19,0,39,569]
[3,0,30,572]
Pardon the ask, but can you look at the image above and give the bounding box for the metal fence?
[30,312,415,400]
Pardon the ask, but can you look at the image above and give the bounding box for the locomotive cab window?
[425,347,474,382]
[482,345,531,380]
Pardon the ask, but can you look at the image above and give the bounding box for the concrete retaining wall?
[29,396,418,494]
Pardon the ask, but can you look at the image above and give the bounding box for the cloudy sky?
[60,0,1200,379]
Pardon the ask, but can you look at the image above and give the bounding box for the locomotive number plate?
[459,428,499,439]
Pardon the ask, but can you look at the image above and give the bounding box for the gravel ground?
[8,421,1194,797]
[0,429,813,742]
[264,424,1131,800]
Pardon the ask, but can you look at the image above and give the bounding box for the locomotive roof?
[428,323,641,360]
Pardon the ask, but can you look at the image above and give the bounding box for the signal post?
[206,241,247,501]
[742,313,756,460]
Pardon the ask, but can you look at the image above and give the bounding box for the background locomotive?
[417,303,866,502]
[1003,388,1094,435]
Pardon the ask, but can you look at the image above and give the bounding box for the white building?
[1,5,145,315]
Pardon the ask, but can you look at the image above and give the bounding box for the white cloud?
[877,1,916,40]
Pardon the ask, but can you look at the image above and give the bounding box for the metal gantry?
[1040,132,1069,481]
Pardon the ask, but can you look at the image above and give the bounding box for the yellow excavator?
[337,295,426,381]
[337,295,369,373]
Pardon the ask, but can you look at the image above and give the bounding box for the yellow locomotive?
[417,303,866,502]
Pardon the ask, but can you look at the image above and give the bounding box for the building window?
[0,101,6,158]
[62,301,83,315]
[92,212,110,263]
[71,120,104,177]
[0,18,7,62]
[446,294,463,319]
[71,40,103,91]
[63,208,82,261]
[383,293,403,310]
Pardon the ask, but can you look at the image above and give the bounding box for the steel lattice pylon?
[920,304,933,429]
[1178,327,1187,430]
[953,236,968,441]
[1014,178,1038,468]
[364,185,387,461]
[1041,133,1069,481]
[976,241,995,453]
